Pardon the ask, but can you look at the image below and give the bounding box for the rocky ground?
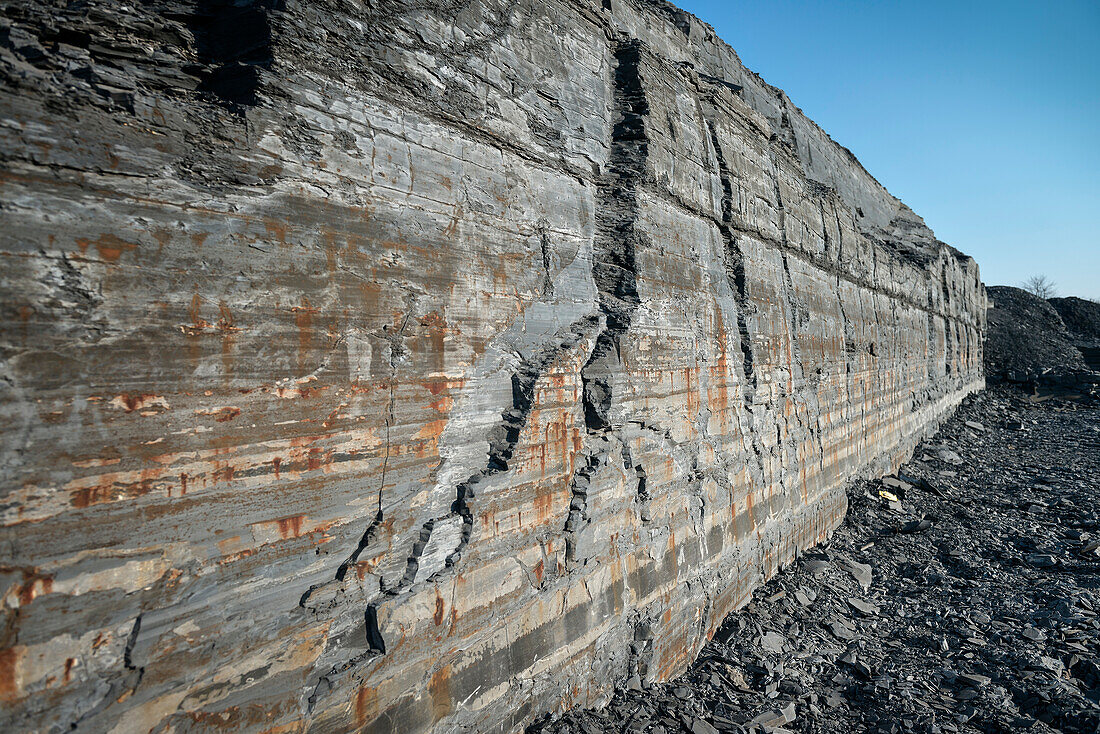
[530,385,1100,734]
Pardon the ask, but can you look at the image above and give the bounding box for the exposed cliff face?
[0,1,984,732]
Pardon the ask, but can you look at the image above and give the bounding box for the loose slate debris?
[839,558,873,590]
[530,385,1100,734]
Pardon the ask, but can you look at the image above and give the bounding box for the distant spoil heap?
[1049,297,1100,371]
[985,286,1098,393]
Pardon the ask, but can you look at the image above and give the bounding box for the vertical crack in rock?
[567,38,650,552]
[69,613,145,730]
[325,315,409,589]
[581,37,647,431]
[768,148,790,248]
[706,122,756,395]
[402,315,603,586]
[620,440,651,522]
[705,116,774,527]
[299,315,411,668]
[538,220,556,297]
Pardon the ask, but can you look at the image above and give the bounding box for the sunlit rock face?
[0,0,984,731]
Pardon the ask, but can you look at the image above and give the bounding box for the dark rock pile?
[1049,297,1100,371]
[530,386,1100,734]
[984,286,1096,392]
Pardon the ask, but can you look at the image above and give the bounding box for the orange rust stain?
[322,405,343,429]
[213,407,241,422]
[217,536,243,555]
[418,311,447,330]
[179,473,188,495]
[276,515,306,539]
[421,378,465,395]
[109,393,169,413]
[293,299,318,372]
[63,658,75,684]
[216,301,239,332]
[152,229,171,252]
[272,457,282,480]
[188,293,208,330]
[442,206,462,238]
[190,232,209,249]
[355,686,379,729]
[429,396,454,413]
[70,474,154,509]
[16,572,53,606]
[414,419,447,441]
[428,665,452,723]
[264,219,288,245]
[534,482,555,526]
[71,485,108,509]
[434,593,445,625]
[75,233,138,262]
[0,646,24,702]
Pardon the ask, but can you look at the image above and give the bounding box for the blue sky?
[676,0,1100,300]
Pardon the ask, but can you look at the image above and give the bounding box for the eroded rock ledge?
[0,1,984,732]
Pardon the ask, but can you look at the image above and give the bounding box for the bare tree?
[1021,274,1058,299]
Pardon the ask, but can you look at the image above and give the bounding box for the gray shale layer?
[0,1,985,732]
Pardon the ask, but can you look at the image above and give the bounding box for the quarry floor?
[531,386,1100,734]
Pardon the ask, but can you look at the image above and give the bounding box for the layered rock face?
[0,1,985,732]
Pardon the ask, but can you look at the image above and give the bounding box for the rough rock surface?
[984,287,1091,386]
[533,386,1100,734]
[1049,297,1100,371]
[0,1,984,732]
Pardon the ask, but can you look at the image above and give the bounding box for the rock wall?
[0,1,985,732]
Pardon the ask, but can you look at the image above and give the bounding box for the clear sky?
[675,0,1100,300]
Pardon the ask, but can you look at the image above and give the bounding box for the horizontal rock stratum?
[0,1,985,732]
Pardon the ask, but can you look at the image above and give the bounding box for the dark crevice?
[769,149,789,247]
[707,121,756,389]
[538,222,555,297]
[402,315,603,584]
[565,453,601,539]
[122,614,142,673]
[705,116,768,502]
[364,604,386,654]
[188,0,283,109]
[620,440,650,522]
[566,38,650,547]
